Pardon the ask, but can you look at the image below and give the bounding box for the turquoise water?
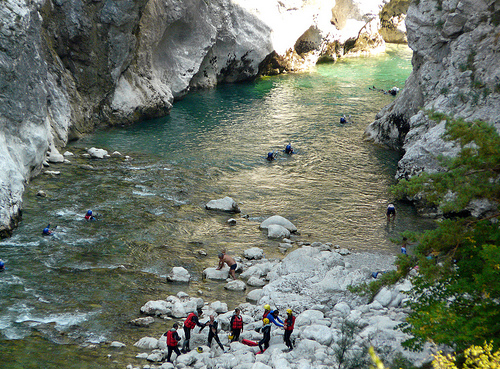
[0,45,435,367]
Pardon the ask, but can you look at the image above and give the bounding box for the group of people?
[266,143,294,161]
[164,305,296,363]
[41,210,97,236]
[259,304,296,353]
[369,85,400,96]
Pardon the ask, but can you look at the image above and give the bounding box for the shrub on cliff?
[391,113,500,352]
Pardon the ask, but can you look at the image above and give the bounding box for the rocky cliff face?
[365,0,500,201]
[0,0,401,236]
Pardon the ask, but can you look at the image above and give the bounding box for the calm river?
[0,44,435,368]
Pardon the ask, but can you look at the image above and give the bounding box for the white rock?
[244,247,264,260]
[374,287,393,307]
[251,362,272,369]
[246,289,263,303]
[110,341,126,348]
[203,267,229,280]
[140,300,172,316]
[295,310,324,327]
[301,324,333,346]
[205,196,240,213]
[130,316,155,327]
[166,267,191,283]
[210,301,228,313]
[259,215,297,232]
[240,265,265,279]
[333,302,351,317]
[171,300,187,318]
[87,147,108,159]
[225,280,247,291]
[134,337,159,350]
[176,351,197,366]
[267,224,290,239]
[63,151,74,157]
[247,277,266,287]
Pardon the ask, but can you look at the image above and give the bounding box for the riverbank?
[116,243,434,369]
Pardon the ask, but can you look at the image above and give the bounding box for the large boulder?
[166,267,191,283]
[140,300,172,316]
[203,267,230,280]
[259,215,297,232]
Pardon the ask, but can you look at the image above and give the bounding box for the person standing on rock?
[182,309,205,353]
[165,323,182,363]
[283,309,295,351]
[386,203,396,221]
[258,318,272,354]
[201,315,225,352]
[230,308,243,342]
[267,309,284,328]
[216,251,237,280]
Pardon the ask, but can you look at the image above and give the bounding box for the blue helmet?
[0,259,5,268]
[267,152,273,158]
[86,210,92,216]
[286,144,291,151]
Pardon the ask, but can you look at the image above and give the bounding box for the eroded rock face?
[365,0,500,184]
[0,0,408,236]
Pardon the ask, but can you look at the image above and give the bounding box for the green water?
[0,44,435,368]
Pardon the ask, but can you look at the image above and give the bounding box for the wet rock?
[259,215,297,232]
[205,196,241,213]
[130,316,155,327]
[87,147,108,159]
[133,337,158,350]
[166,267,191,283]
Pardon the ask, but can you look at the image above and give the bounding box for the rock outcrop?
[365,0,500,187]
[0,0,404,236]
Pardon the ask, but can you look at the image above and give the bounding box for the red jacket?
[166,329,179,346]
[231,315,243,329]
[184,313,197,329]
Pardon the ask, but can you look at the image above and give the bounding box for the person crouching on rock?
[165,323,182,363]
[230,308,243,342]
[258,318,272,354]
[182,309,205,353]
[216,251,237,280]
[283,309,296,351]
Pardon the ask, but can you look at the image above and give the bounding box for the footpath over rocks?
[119,243,434,369]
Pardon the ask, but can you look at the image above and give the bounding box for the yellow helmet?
[228,334,234,340]
[263,318,270,325]
[196,346,204,353]
[286,309,292,315]
[263,304,271,310]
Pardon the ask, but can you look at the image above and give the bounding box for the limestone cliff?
[365,0,500,214]
[0,0,402,236]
